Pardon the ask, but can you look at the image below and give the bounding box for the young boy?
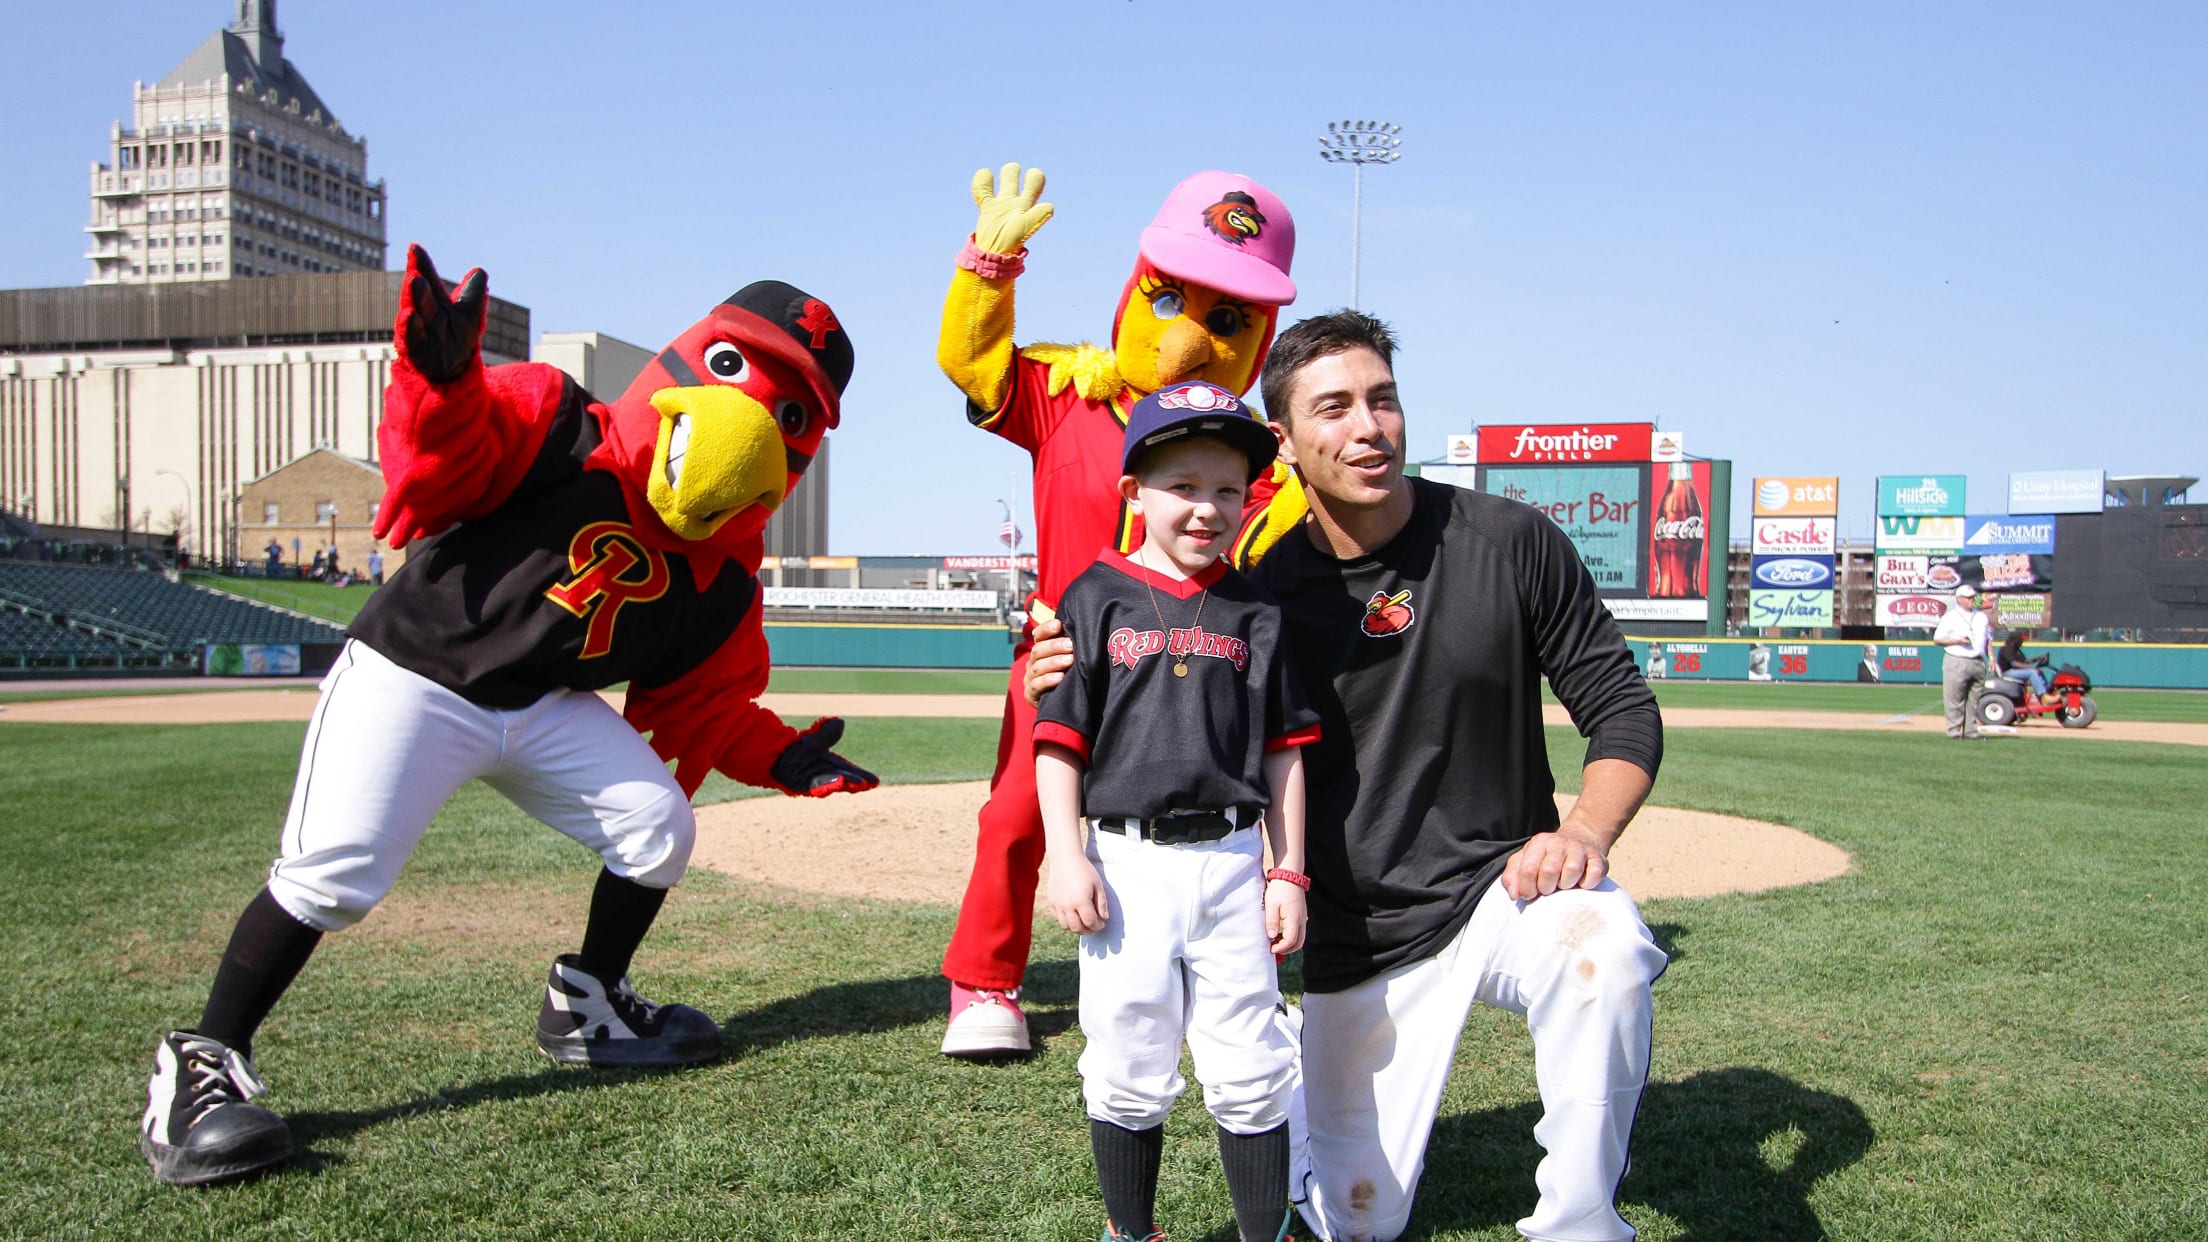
[1034,381,1319,1242]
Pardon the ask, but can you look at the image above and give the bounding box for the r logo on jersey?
[1360,589,1415,638]
[544,522,671,658]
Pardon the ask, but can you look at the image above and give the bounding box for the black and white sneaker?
[140,1030,292,1186]
[535,954,724,1068]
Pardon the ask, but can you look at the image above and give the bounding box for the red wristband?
[1265,868,1311,890]
[957,239,1027,280]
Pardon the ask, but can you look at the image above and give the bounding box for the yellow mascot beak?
[645,386,788,541]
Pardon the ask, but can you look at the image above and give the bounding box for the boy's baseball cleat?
[140,1030,292,1186]
[941,983,1031,1057]
[535,954,724,1068]
[1102,1224,1166,1242]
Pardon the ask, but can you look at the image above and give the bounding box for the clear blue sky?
[4,2,2201,553]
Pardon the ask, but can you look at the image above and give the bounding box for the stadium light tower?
[1317,119,1404,309]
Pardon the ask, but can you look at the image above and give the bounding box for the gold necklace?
[1137,548,1210,678]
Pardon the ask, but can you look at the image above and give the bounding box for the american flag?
[997,501,1023,549]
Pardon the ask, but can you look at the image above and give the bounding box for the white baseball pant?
[1292,877,1667,1242]
[265,640,695,932]
[1078,824,1299,1134]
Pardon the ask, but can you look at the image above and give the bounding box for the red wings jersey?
[1032,551,1319,821]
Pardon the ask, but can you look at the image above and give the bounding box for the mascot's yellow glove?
[971,163,1054,255]
[940,163,1056,412]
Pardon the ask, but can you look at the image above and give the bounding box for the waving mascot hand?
[934,165,1304,1057]
[138,246,874,1187]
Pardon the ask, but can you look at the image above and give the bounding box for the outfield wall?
[765,621,1011,670]
[763,621,2208,688]
[1627,636,2208,689]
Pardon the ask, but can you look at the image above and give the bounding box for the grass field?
[5,699,2204,1240]
[184,572,374,626]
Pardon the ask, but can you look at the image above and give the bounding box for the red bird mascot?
[138,246,875,1187]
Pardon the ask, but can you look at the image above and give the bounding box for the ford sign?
[1751,556,1835,590]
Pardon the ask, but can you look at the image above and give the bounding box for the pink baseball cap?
[1137,171,1297,306]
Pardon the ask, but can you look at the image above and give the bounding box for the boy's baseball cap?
[1137,171,1297,307]
[1122,382,1279,482]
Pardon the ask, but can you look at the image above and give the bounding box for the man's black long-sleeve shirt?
[1252,478,1663,992]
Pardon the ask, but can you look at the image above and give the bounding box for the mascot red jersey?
[138,245,873,1188]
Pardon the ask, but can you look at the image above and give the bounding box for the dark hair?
[1260,310,1399,425]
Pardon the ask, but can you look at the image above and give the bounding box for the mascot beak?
[645,386,788,541]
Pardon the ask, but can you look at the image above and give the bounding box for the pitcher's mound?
[690,782,1848,904]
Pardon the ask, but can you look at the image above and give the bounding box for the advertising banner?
[1651,430,1686,462]
[1476,423,1654,464]
[1445,434,1477,464]
[1479,466,1646,591]
[1876,554,1930,592]
[1748,590,1835,629]
[943,555,1037,570]
[1604,599,1710,622]
[763,588,1000,611]
[1751,555,1835,591]
[1992,593,2052,628]
[1876,593,1952,628]
[1875,515,1966,551]
[1752,516,1837,556]
[1877,474,1966,517]
[1966,553,2054,592]
[1962,514,2057,555]
[1648,461,1712,605]
[2009,469,2104,514]
[203,643,302,676]
[1752,476,1840,517]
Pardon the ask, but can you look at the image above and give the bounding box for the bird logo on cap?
[1156,383,1240,412]
[1202,192,1267,247]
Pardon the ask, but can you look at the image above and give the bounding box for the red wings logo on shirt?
[544,522,671,658]
[1360,589,1415,638]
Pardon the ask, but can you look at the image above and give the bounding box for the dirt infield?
[9,687,2199,904]
[686,781,1851,905]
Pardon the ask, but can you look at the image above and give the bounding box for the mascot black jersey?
[349,379,757,710]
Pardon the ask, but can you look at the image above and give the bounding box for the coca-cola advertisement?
[1648,461,1711,601]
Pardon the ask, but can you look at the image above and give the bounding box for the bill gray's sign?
[2008,469,2104,515]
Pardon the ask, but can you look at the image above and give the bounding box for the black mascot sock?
[576,868,668,983]
[197,887,323,1057]
[1091,1119,1164,1238]
[1218,1122,1290,1242]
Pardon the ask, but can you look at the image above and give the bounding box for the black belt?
[1093,806,1256,845]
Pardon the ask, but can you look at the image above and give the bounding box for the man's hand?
[970,163,1054,257]
[1023,615,1075,706]
[769,717,880,797]
[1048,856,1110,934]
[398,244,487,385]
[1266,882,1307,955]
[1501,822,1611,902]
